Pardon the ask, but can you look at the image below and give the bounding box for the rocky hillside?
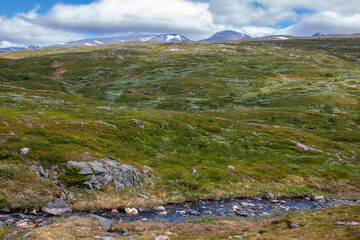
[0,36,359,214]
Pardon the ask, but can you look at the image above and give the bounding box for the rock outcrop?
[66,160,143,190]
[41,198,72,216]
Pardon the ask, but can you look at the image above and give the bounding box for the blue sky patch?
[1,0,92,17]
[252,1,267,10]
[295,8,315,15]
[274,20,297,29]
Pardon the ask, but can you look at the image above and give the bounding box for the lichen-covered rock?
[65,160,143,190]
[87,214,113,231]
[66,161,93,175]
[132,119,145,129]
[41,198,72,216]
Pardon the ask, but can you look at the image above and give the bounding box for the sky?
[1,0,360,48]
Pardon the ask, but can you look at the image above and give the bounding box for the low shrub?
[0,163,19,179]
[59,166,90,187]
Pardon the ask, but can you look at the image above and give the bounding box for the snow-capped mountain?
[0,45,40,53]
[48,34,190,48]
[313,32,325,37]
[203,30,251,41]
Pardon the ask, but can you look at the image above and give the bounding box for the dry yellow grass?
[30,217,112,240]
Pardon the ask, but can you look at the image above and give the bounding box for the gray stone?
[82,181,93,189]
[132,119,145,129]
[90,175,101,190]
[154,206,166,211]
[15,232,32,240]
[143,166,154,174]
[97,173,113,186]
[88,214,112,231]
[188,210,200,215]
[152,236,170,240]
[38,166,48,177]
[235,211,250,217]
[1,206,11,213]
[313,195,325,202]
[4,231,18,240]
[15,194,25,199]
[88,162,107,175]
[264,192,276,200]
[66,161,93,175]
[19,148,30,155]
[37,221,50,227]
[96,237,116,240]
[41,198,72,216]
[290,223,299,229]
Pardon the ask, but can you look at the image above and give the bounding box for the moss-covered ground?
[0,37,359,211]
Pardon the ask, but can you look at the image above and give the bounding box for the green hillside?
[0,38,359,210]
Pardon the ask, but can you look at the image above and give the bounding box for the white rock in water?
[125,208,138,215]
[154,206,166,211]
[313,195,325,202]
[20,148,30,155]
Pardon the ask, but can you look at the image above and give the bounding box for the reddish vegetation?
[280,75,306,81]
[53,68,66,78]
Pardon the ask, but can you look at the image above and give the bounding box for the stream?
[1,197,359,229]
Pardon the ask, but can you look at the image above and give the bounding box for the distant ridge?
[313,32,325,37]
[0,45,40,53]
[203,30,251,41]
[47,34,190,48]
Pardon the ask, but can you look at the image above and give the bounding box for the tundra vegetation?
[0,36,359,239]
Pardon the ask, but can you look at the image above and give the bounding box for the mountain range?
[2,31,360,53]
[47,34,190,48]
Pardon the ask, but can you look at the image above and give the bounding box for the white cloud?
[1,0,360,47]
[290,11,360,35]
[0,9,83,46]
[33,0,217,39]
[0,41,25,48]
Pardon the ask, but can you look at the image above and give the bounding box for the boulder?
[19,148,30,155]
[289,223,299,229]
[313,195,325,202]
[132,119,145,129]
[15,220,36,229]
[65,160,143,190]
[154,206,166,211]
[88,214,112,231]
[125,208,138,215]
[41,198,72,216]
